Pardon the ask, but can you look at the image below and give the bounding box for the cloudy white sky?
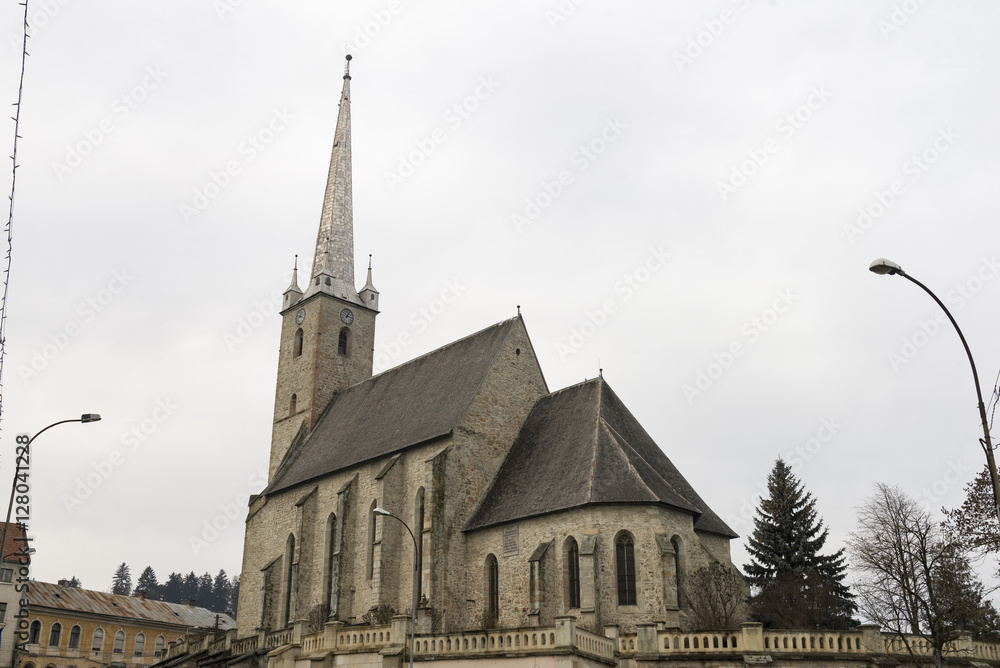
[0,1,997,605]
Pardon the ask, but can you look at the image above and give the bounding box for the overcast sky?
[0,1,997,606]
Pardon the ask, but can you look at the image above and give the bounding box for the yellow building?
[19,581,234,668]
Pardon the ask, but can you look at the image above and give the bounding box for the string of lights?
[1,0,32,425]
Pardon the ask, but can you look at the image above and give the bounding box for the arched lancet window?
[68,625,81,649]
[485,554,499,620]
[283,533,296,627]
[338,328,350,356]
[134,632,145,656]
[28,621,41,644]
[565,536,581,609]
[289,393,297,415]
[616,532,637,605]
[671,536,685,610]
[22,664,34,668]
[113,630,125,653]
[325,512,337,609]
[153,635,165,657]
[293,328,303,357]
[414,487,425,604]
[91,628,104,652]
[48,623,62,647]
[367,500,379,580]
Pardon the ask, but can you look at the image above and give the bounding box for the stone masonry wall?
[463,504,734,635]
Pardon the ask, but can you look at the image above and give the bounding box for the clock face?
[340,308,354,325]
[295,308,305,325]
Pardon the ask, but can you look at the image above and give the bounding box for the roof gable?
[464,378,737,537]
[267,317,521,494]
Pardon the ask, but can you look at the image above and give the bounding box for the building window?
[485,554,499,620]
[114,631,125,653]
[0,568,12,582]
[414,487,425,604]
[29,620,41,644]
[134,633,145,656]
[289,393,297,415]
[0,602,6,622]
[293,328,303,357]
[153,636,165,658]
[338,328,350,356]
[91,628,104,652]
[324,512,337,610]
[282,533,295,628]
[367,500,378,580]
[566,537,581,609]
[616,533,637,606]
[671,536,685,610]
[49,623,62,647]
[69,626,81,649]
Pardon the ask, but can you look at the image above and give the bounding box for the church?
[234,53,736,644]
[151,56,1000,668]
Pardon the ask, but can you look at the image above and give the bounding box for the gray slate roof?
[266,317,520,494]
[30,581,236,629]
[464,377,737,537]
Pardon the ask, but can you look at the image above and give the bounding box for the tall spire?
[310,54,356,295]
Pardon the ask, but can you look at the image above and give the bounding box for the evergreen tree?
[161,572,184,603]
[182,571,199,601]
[136,566,159,599]
[111,563,132,596]
[744,459,854,628]
[65,576,81,588]
[213,570,232,613]
[229,574,240,616]
[198,572,215,609]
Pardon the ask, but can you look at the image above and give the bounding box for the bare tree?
[681,563,749,630]
[847,484,998,668]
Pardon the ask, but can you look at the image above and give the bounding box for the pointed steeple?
[282,255,303,310]
[307,54,360,304]
[359,253,379,311]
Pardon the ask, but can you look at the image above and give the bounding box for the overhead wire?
[1,0,32,427]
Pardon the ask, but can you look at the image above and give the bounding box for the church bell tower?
[269,55,378,481]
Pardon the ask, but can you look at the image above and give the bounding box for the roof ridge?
[370,316,519,380]
[599,420,658,501]
[587,378,603,502]
[601,418,697,510]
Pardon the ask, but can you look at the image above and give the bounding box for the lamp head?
[81,414,101,423]
[373,507,390,516]
[869,258,905,276]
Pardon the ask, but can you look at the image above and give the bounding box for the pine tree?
[182,571,199,601]
[229,575,240,616]
[161,572,184,603]
[65,576,81,588]
[744,459,854,628]
[198,572,215,609]
[213,570,232,613]
[136,566,159,599]
[111,563,132,596]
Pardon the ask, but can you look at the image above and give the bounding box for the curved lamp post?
[0,414,102,564]
[373,507,417,668]
[869,258,1000,523]
[2,413,100,668]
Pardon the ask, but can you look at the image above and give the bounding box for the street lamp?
[869,257,1000,523]
[2,414,100,668]
[373,507,417,668]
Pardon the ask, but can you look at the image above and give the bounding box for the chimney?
[181,599,196,607]
[136,590,146,601]
[57,579,70,587]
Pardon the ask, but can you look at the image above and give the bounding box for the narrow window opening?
[615,533,636,605]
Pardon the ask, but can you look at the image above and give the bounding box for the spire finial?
[368,253,372,270]
[293,254,298,271]
[344,53,352,80]
[517,304,521,316]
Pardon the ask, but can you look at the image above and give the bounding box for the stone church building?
[235,55,736,642]
[154,56,1000,668]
